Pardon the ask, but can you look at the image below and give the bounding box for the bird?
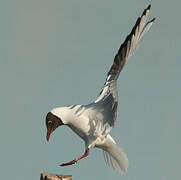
[45,4,155,174]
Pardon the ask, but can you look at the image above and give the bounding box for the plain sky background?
[1,0,180,180]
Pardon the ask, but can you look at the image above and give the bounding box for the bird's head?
[45,112,64,141]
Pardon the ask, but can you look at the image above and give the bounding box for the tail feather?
[100,135,128,174]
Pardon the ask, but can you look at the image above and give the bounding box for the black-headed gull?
[45,5,155,174]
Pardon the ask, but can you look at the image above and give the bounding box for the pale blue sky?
[1,0,180,180]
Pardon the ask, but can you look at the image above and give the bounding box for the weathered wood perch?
[40,173,72,180]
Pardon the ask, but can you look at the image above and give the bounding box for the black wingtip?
[142,4,151,16]
[150,17,156,22]
[147,4,151,10]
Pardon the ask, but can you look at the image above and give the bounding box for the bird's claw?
[60,149,89,167]
[60,159,78,166]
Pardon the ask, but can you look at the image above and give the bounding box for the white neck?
[51,106,74,124]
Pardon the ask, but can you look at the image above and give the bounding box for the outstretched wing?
[95,4,155,103]
[89,5,155,136]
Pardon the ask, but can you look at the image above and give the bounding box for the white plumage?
[46,5,155,174]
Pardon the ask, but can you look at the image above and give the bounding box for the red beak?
[46,129,52,142]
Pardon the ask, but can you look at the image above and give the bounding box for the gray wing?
[95,5,155,103]
[91,5,155,134]
[87,94,118,136]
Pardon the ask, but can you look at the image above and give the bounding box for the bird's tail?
[100,135,128,174]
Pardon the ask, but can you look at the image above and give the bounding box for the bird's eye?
[48,121,53,126]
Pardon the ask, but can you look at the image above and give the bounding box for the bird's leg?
[60,148,89,166]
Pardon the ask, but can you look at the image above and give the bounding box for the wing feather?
[95,5,155,103]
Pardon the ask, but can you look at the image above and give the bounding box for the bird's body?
[52,102,116,148]
[46,5,155,174]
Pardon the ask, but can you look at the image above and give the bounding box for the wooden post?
[40,173,72,180]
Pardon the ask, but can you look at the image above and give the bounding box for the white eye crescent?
[48,121,53,125]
